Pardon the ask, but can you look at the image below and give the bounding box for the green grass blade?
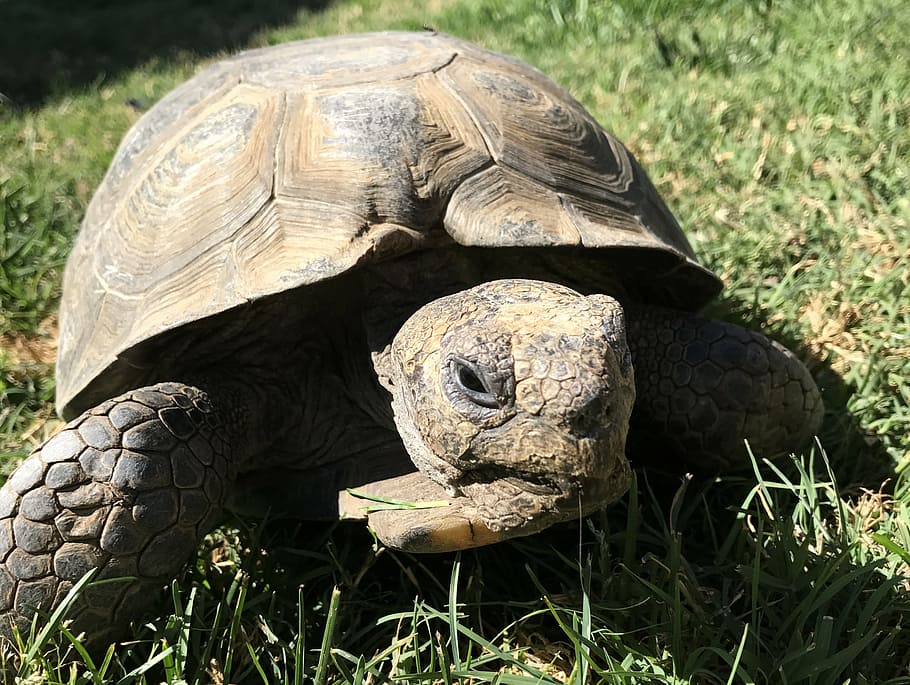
[294,586,305,685]
[448,554,462,668]
[314,586,341,685]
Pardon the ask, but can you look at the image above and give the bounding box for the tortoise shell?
[57,31,720,417]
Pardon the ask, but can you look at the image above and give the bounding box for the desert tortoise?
[0,31,822,645]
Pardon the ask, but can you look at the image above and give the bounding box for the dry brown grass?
[0,315,58,367]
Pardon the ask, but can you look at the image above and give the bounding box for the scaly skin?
[0,383,232,647]
[626,307,823,469]
[385,279,635,535]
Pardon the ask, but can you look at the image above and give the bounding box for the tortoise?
[0,31,822,646]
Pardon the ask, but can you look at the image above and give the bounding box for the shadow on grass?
[1,0,330,107]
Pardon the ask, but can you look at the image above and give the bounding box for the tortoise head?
[380,279,634,550]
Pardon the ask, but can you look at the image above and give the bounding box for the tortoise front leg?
[0,382,242,649]
[626,307,823,470]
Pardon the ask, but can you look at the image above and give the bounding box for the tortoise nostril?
[569,397,614,438]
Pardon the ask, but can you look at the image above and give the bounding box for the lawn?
[0,0,908,682]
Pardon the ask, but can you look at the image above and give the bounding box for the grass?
[1,0,908,681]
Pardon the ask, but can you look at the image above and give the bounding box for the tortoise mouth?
[336,451,630,553]
[455,463,564,497]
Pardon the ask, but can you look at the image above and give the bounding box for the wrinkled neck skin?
[374,276,635,535]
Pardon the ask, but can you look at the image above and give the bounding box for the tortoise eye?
[454,361,500,409]
[450,359,501,411]
[457,364,487,394]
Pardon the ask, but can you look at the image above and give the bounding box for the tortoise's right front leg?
[626,307,823,470]
[0,383,235,648]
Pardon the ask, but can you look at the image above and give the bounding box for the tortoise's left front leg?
[0,383,238,651]
[625,306,823,470]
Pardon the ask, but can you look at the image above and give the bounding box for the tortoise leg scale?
[0,382,234,647]
[626,307,823,470]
